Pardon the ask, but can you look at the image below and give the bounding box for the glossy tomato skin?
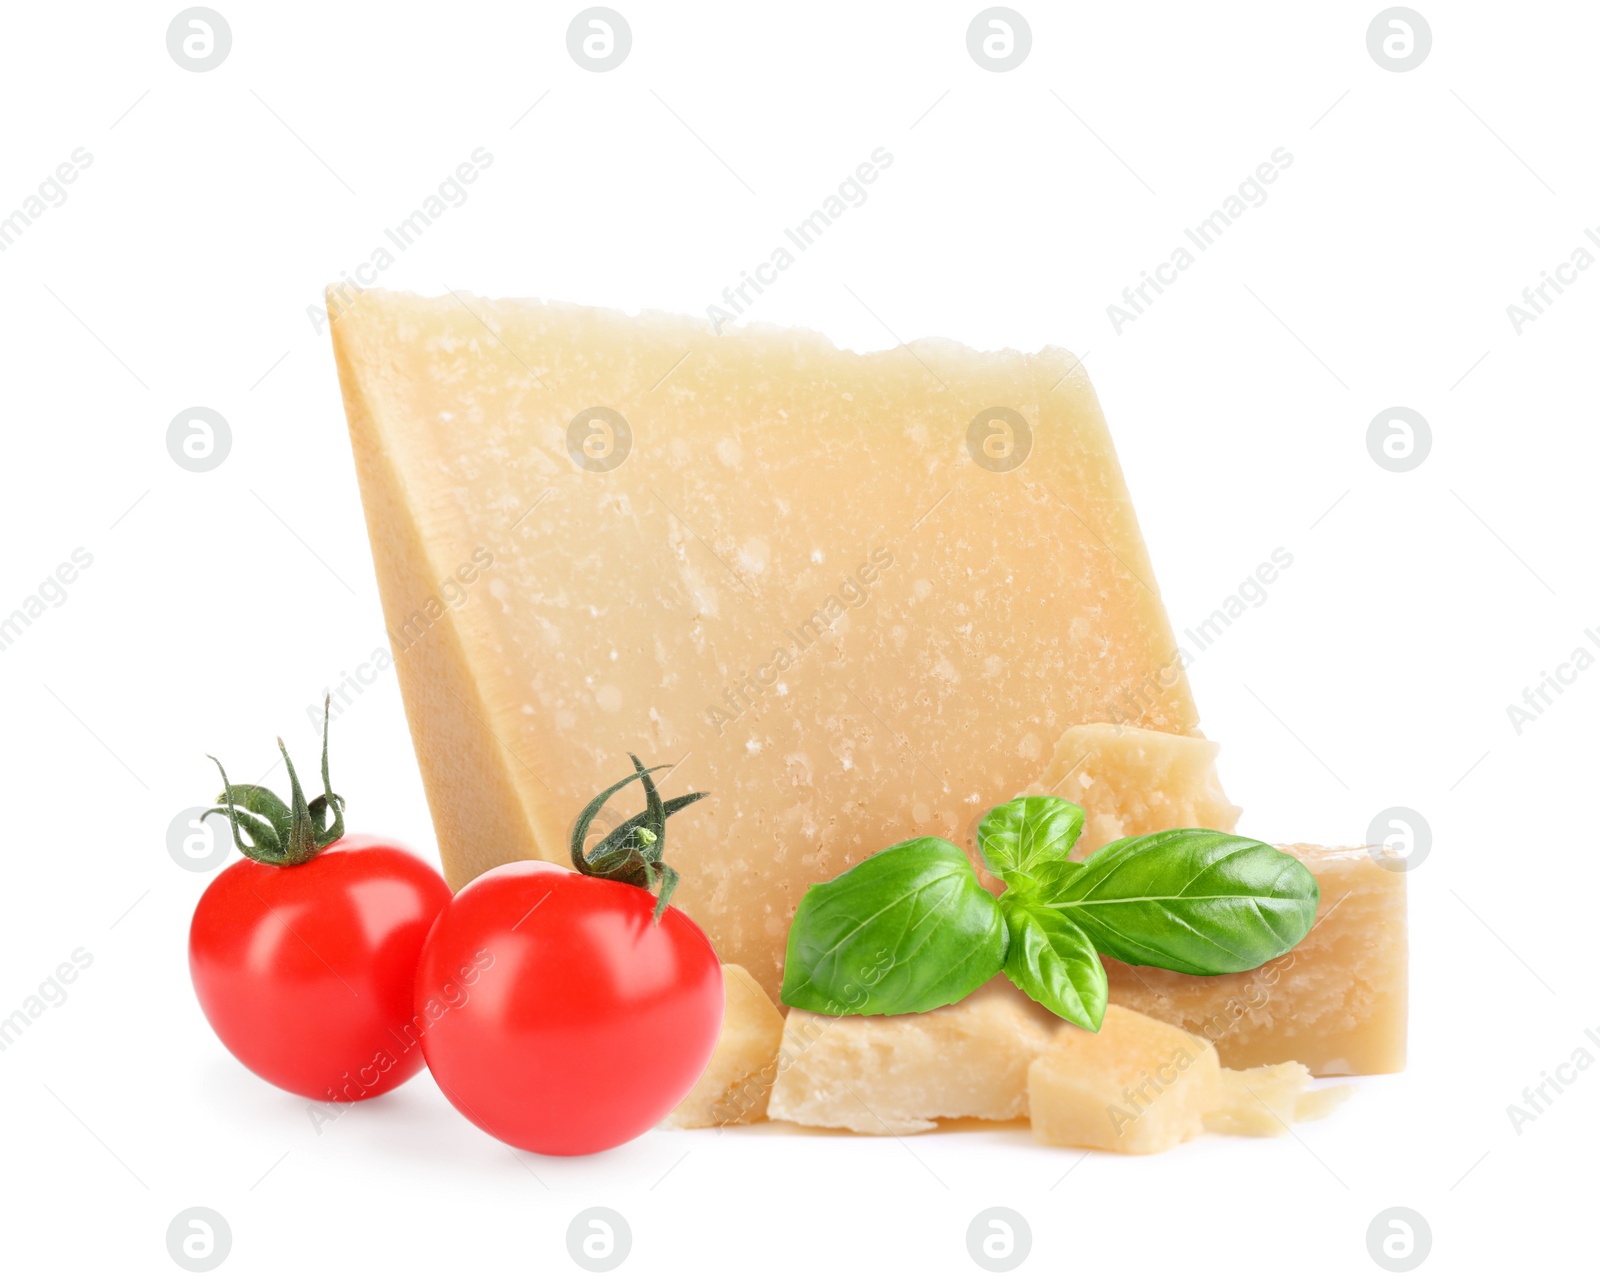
[416,861,723,1155]
[189,834,451,1101]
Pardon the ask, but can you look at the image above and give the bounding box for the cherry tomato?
[189,834,451,1101]
[415,861,723,1155]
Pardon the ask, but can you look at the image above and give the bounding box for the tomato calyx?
[203,695,347,867]
[570,753,706,921]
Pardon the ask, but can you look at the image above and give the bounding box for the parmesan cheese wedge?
[329,289,1200,1000]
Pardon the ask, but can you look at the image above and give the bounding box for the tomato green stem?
[570,754,705,921]
[204,695,346,867]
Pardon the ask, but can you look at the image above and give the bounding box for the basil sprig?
[781,797,1319,1032]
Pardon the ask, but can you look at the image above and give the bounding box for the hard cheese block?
[1105,845,1407,1075]
[1024,722,1241,854]
[767,978,1060,1133]
[664,964,785,1129]
[330,289,1198,999]
[1030,1004,1220,1154]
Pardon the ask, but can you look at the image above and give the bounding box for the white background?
[2,0,1595,1275]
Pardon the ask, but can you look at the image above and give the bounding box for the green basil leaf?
[781,837,1007,1016]
[1001,897,1107,1031]
[1051,829,1319,976]
[976,796,1086,897]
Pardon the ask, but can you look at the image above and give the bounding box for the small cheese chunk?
[1028,1004,1220,1154]
[1105,845,1406,1075]
[767,979,1060,1134]
[1205,1063,1355,1136]
[1025,722,1241,855]
[663,964,785,1129]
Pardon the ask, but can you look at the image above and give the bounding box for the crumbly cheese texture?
[329,289,1198,999]
[664,964,785,1129]
[767,978,1062,1133]
[1205,1063,1355,1136]
[1024,723,1241,854]
[1105,845,1407,1075]
[1030,1005,1220,1154]
[764,990,1353,1148]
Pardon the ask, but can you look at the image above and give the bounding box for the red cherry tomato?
[189,834,451,1101]
[415,861,723,1155]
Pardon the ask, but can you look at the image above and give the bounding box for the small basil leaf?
[1053,829,1319,976]
[781,837,1007,1016]
[976,796,1086,896]
[1001,898,1107,1031]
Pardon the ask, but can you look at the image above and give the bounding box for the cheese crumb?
[1205,1063,1356,1136]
